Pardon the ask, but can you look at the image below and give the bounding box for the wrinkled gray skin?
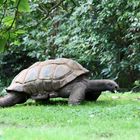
[0,76,119,107]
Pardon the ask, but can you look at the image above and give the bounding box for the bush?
[0,0,140,90]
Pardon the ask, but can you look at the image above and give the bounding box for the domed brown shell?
[6,58,89,94]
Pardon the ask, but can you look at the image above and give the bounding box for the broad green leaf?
[16,0,30,12]
[13,40,21,46]
[3,16,14,27]
[16,29,26,35]
[0,38,7,52]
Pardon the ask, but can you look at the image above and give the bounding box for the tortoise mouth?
[111,85,119,93]
[111,88,119,93]
[111,90,117,93]
[110,89,115,93]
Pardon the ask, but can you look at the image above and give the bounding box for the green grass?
[0,92,140,140]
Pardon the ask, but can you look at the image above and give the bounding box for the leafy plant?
[0,0,140,90]
[132,80,140,92]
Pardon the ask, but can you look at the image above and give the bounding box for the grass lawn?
[0,92,140,140]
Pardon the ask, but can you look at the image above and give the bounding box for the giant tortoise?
[0,58,119,107]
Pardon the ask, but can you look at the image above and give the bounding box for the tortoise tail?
[0,93,28,107]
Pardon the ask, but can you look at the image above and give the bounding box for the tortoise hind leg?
[0,92,29,107]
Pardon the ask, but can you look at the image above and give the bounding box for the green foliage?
[132,80,140,92]
[0,0,140,89]
[0,37,7,52]
[17,0,30,12]
[0,0,30,52]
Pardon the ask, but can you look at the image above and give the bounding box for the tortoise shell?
[7,58,89,94]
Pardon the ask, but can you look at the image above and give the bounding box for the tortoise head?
[105,80,119,93]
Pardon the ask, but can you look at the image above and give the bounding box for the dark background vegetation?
[0,0,140,91]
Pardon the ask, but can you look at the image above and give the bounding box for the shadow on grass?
[22,98,116,107]
[85,99,118,107]
[23,99,68,106]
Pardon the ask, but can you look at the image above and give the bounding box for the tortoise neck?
[86,80,107,92]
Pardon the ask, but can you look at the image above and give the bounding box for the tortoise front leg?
[68,82,86,105]
[0,92,29,107]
